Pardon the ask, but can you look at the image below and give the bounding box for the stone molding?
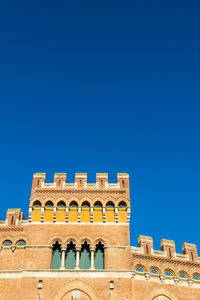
[52,279,100,300]
[144,285,180,300]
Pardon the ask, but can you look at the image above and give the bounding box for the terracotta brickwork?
[0,172,199,300]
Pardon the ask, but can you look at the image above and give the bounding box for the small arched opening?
[80,242,91,270]
[93,201,103,222]
[69,201,78,222]
[32,200,42,222]
[118,201,127,222]
[65,241,76,270]
[81,201,90,222]
[106,201,115,222]
[44,201,54,222]
[94,242,104,269]
[51,241,62,269]
[56,201,66,222]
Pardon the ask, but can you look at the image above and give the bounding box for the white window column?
[75,246,81,269]
[90,246,96,270]
[60,245,67,270]
[28,206,32,222]
[41,206,44,222]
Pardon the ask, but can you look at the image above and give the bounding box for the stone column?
[41,206,44,222]
[60,246,67,270]
[90,246,96,270]
[103,207,106,223]
[28,206,32,222]
[78,207,81,223]
[75,246,81,269]
[127,207,130,222]
[53,206,56,223]
[90,207,93,223]
[65,207,69,222]
[115,207,118,223]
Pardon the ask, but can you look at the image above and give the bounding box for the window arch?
[16,240,26,248]
[118,201,127,209]
[44,201,54,222]
[106,201,115,222]
[192,273,200,281]
[45,201,54,208]
[81,201,90,222]
[82,201,90,209]
[56,201,66,222]
[164,269,174,277]
[51,241,62,269]
[33,200,41,209]
[150,267,160,275]
[65,241,76,270]
[135,265,145,273]
[32,200,41,222]
[57,201,66,209]
[178,271,188,279]
[118,201,127,222]
[94,242,104,269]
[69,201,78,222]
[93,201,103,222]
[80,242,91,270]
[2,240,12,248]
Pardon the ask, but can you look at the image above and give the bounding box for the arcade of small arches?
[30,200,129,223]
[51,240,104,270]
[134,264,200,282]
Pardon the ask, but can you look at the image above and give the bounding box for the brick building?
[0,172,199,300]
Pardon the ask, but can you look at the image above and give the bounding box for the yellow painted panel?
[68,210,78,222]
[93,210,102,222]
[56,210,66,222]
[118,210,126,222]
[81,210,90,222]
[106,210,115,222]
[32,210,41,222]
[44,210,53,222]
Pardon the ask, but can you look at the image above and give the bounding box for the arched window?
[69,201,78,222]
[178,272,188,279]
[164,269,174,277]
[16,240,26,248]
[150,267,159,275]
[135,265,145,273]
[93,201,103,222]
[44,201,54,222]
[192,273,200,281]
[56,201,66,222]
[80,242,91,270]
[94,242,104,269]
[106,201,115,222]
[51,241,61,269]
[57,201,66,209]
[118,201,127,222]
[81,201,90,222]
[2,240,12,248]
[32,201,41,222]
[65,241,76,270]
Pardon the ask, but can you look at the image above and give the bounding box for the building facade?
[0,172,199,300]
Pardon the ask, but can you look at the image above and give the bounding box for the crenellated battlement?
[131,235,200,264]
[31,172,129,197]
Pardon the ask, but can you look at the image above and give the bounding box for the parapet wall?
[131,235,200,264]
[31,172,130,197]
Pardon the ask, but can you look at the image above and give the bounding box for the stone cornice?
[34,189,126,194]
[132,253,200,268]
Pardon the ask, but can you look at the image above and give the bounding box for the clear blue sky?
[0,1,200,253]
